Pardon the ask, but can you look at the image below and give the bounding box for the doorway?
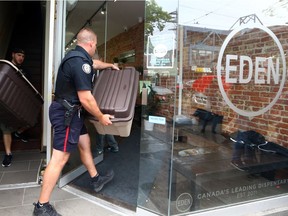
[0,1,45,188]
[57,0,145,211]
[69,122,141,211]
[0,1,44,152]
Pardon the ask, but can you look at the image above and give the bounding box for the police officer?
[33,27,119,216]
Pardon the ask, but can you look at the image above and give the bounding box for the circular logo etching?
[217,23,286,117]
[153,44,168,58]
[176,193,193,213]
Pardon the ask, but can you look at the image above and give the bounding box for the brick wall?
[97,22,144,69]
[181,25,288,147]
[98,21,288,147]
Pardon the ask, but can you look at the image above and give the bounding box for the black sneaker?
[106,146,119,153]
[2,154,12,167]
[91,170,114,192]
[96,149,103,156]
[33,202,62,216]
[13,131,29,143]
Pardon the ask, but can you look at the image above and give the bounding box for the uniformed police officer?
[33,27,119,216]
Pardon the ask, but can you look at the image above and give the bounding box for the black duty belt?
[54,97,81,106]
[54,97,82,126]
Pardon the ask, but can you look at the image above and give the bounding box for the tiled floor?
[0,150,133,216]
[0,150,44,187]
[0,186,131,216]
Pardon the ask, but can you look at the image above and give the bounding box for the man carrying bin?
[33,27,119,216]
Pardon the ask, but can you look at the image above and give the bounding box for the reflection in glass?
[140,0,288,215]
[171,0,288,214]
[138,0,178,215]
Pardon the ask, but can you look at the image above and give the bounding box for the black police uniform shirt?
[55,45,94,104]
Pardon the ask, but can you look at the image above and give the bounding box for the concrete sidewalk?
[1,184,288,216]
[0,185,135,216]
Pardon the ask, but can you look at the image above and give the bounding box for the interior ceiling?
[66,0,145,48]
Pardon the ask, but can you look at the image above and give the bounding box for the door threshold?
[62,184,136,216]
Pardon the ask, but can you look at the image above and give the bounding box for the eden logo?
[176,193,193,213]
[217,23,286,117]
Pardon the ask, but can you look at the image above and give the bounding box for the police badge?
[82,63,91,74]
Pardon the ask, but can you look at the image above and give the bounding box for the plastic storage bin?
[0,60,43,129]
[88,67,139,137]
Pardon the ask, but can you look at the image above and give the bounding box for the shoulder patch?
[82,63,91,74]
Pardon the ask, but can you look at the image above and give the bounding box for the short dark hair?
[12,48,25,55]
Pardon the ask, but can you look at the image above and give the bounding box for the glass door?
[137,0,178,215]
[57,3,147,212]
[58,0,107,187]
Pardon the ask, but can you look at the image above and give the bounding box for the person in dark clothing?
[11,48,30,78]
[96,133,119,155]
[92,54,119,156]
[33,28,119,216]
[230,130,266,171]
[10,48,31,141]
[1,48,30,167]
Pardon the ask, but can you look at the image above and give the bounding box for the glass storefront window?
[138,0,178,215]
[139,0,288,215]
